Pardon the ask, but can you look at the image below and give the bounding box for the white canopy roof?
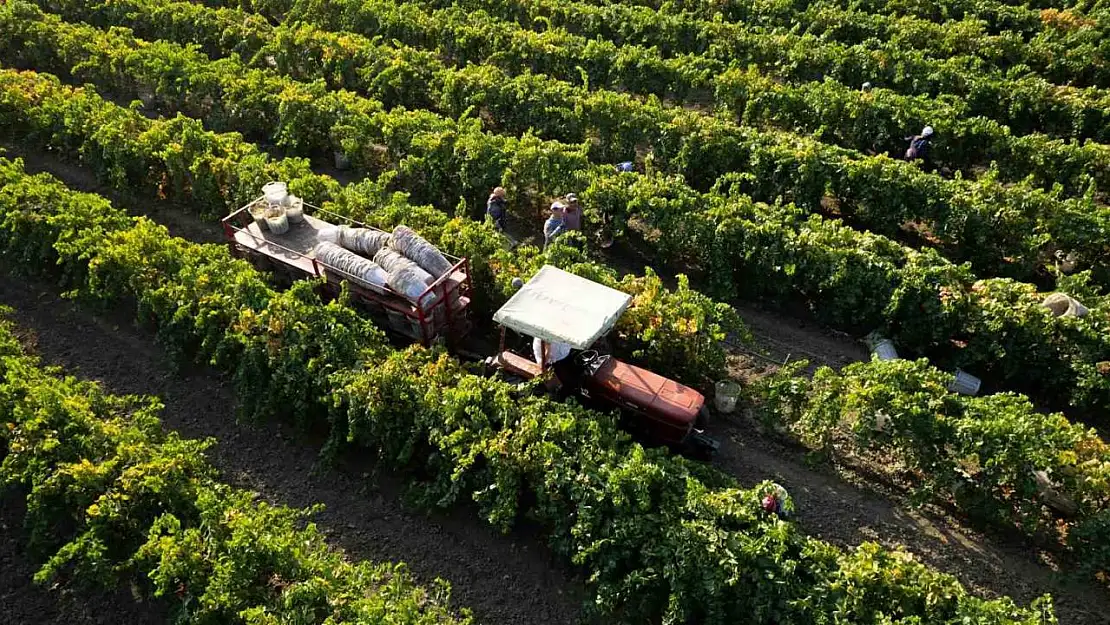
[493,265,631,349]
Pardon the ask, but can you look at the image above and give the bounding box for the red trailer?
[222,198,472,346]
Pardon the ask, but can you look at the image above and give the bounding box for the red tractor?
[488,266,718,457]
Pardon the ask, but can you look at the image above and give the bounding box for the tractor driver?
[534,337,571,367]
[534,337,576,388]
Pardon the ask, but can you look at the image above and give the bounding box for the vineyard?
[0,0,1109,623]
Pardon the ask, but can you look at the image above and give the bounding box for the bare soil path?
[0,491,168,625]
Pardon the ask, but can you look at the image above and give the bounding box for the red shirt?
[563,204,581,230]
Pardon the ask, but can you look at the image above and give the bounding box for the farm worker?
[534,337,576,391]
[616,161,635,173]
[486,186,508,232]
[760,483,793,520]
[904,126,934,163]
[562,193,582,231]
[543,202,567,249]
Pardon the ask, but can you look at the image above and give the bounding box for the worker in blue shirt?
[486,186,508,232]
[543,202,567,250]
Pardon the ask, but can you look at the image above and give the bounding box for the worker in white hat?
[486,186,508,232]
[543,201,567,250]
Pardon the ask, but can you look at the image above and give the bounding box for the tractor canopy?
[492,265,631,349]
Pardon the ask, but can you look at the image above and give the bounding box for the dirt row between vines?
[5,146,1109,623]
[0,491,168,625]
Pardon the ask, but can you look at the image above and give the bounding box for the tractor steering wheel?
[576,350,600,368]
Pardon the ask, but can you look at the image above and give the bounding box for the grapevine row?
[45,0,1110,207]
[0,155,1060,624]
[559,0,1078,37]
[698,0,1059,31]
[23,0,1110,290]
[429,0,1110,88]
[1,57,1107,421]
[222,0,1110,143]
[533,0,1110,87]
[0,312,469,622]
[157,0,1110,199]
[749,357,1110,585]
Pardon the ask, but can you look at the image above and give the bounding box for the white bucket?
[286,196,304,223]
[262,181,288,206]
[714,380,741,414]
[334,150,351,171]
[948,369,981,396]
[1042,293,1089,318]
[248,202,267,228]
[871,339,898,361]
[873,410,889,432]
[264,207,289,235]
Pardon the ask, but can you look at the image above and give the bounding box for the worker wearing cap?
[563,193,582,231]
[543,202,567,250]
[905,126,934,163]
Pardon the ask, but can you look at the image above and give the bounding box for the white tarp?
[493,265,631,349]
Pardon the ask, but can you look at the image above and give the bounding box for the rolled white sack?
[317,225,391,258]
[374,248,434,284]
[390,225,453,277]
[313,241,389,290]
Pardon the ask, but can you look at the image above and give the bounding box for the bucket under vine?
[714,380,741,414]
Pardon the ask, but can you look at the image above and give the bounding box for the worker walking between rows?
[487,187,584,249]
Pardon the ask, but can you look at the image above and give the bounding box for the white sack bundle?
[390,225,453,278]
[317,225,391,258]
[374,248,434,285]
[313,242,389,290]
[388,265,441,308]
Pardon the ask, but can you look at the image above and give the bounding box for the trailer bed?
[230,212,332,276]
[223,198,472,345]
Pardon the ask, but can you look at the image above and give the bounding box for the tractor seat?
[495,350,543,379]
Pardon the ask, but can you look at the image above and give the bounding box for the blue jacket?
[543,216,566,248]
[486,196,507,230]
[905,136,931,160]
